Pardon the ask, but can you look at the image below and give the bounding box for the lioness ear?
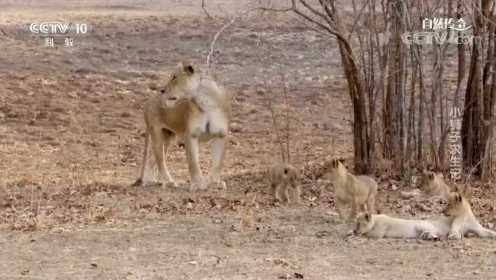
[460,185,473,199]
[455,193,462,202]
[184,64,195,75]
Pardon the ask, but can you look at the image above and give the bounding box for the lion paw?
[448,231,463,240]
[208,179,227,190]
[162,181,177,188]
[189,179,208,191]
[420,231,439,241]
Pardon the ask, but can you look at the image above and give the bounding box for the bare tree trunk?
[406,54,418,169]
[337,40,370,173]
[289,0,373,173]
[481,8,496,180]
[462,0,492,178]
[383,0,406,172]
[417,61,425,164]
[454,0,466,108]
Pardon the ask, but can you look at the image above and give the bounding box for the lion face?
[443,192,464,216]
[354,213,374,235]
[283,165,298,186]
[159,62,200,107]
[419,171,444,195]
[272,164,298,187]
[322,158,345,181]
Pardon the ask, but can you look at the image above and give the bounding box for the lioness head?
[322,158,346,180]
[159,61,201,107]
[443,192,467,217]
[419,170,448,196]
[354,212,374,235]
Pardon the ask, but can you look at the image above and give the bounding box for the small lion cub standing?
[323,158,378,221]
[269,163,300,204]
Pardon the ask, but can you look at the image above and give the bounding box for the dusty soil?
[1,1,496,279]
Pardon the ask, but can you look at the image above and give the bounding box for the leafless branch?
[202,0,213,19]
[266,85,287,163]
[279,69,291,163]
[206,7,265,69]
[206,16,237,69]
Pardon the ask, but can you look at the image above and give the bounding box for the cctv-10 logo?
[29,22,88,35]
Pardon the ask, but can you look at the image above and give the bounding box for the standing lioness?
[135,62,231,190]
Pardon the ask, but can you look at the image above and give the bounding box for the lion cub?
[354,212,451,239]
[323,159,377,221]
[269,163,300,204]
[419,171,451,199]
[443,192,496,239]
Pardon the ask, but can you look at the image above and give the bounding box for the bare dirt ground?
[1,1,496,279]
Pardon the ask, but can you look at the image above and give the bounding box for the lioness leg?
[185,136,205,190]
[292,183,301,205]
[349,199,359,222]
[274,183,284,202]
[161,132,176,187]
[134,133,150,186]
[471,224,496,239]
[281,184,291,203]
[367,193,376,214]
[271,182,277,199]
[209,137,226,188]
[335,198,347,221]
[151,129,175,187]
[448,217,464,240]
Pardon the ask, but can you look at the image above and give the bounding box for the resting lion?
[444,192,496,239]
[400,171,451,202]
[419,171,451,199]
[134,61,231,190]
[354,212,451,240]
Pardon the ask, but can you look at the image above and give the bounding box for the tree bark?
[462,0,493,177]
[383,0,406,172]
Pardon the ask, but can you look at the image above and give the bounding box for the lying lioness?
[444,192,496,239]
[354,213,451,240]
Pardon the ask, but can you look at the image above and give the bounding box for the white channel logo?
[29,22,88,35]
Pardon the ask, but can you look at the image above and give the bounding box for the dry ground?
[1,1,496,279]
